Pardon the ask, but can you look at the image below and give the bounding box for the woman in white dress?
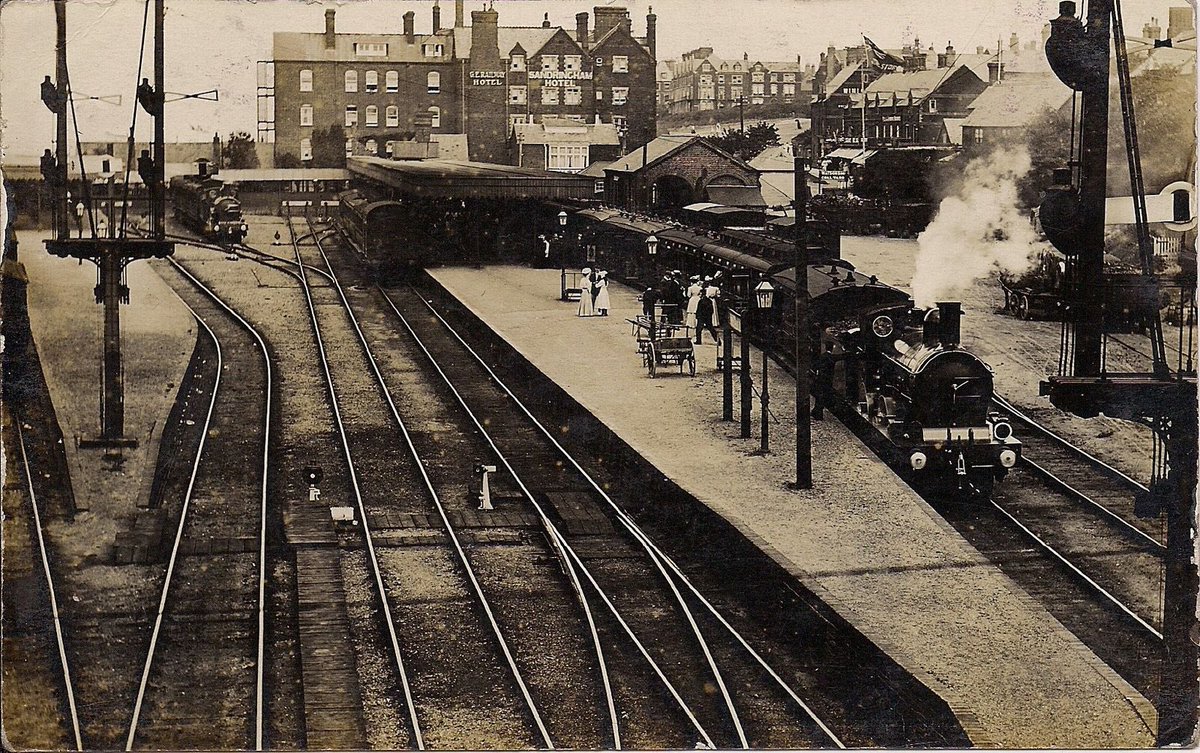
[594,270,611,316]
[577,268,597,317]
[684,275,704,333]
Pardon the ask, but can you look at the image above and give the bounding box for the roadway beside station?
[428,263,1157,749]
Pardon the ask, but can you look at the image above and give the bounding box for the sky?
[0,0,1192,160]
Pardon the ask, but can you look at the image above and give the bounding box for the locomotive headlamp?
[992,421,1013,440]
[909,451,928,470]
[871,315,894,338]
[999,449,1018,468]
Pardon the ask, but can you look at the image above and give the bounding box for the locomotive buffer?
[1040,1,1197,744]
[43,0,174,446]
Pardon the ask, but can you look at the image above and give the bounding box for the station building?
[264,1,657,169]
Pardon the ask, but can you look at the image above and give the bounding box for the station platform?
[17,231,195,563]
[428,264,1156,749]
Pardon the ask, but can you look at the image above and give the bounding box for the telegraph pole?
[55,0,68,240]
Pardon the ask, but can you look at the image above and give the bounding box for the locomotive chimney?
[937,301,962,347]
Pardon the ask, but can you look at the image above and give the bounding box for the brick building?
[665,49,814,114]
[264,1,657,167]
[601,135,760,209]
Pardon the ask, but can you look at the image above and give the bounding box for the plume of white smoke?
[912,146,1040,307]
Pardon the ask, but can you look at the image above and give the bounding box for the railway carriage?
[333,190,424,279]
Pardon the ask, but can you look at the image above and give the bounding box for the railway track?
[13,422,84,750]
[124,258,273,750]
[306,215,845,749]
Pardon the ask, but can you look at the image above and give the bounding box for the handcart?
[646,337,696,378]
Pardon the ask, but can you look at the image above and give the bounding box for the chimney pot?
[542,12,550,28]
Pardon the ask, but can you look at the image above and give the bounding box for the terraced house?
[264,1,657,168]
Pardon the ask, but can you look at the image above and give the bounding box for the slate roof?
[513,118,621,146]
[603,135,696,172]
[824,62,863,95]
[960,76,1072,128]
[451,26,559,59]
[273,32,452,62]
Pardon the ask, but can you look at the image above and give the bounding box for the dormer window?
[354,42,388,56]
[422,43,444,57]
[511,54,526,72]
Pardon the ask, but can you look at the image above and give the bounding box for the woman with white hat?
[684,275,703,334]
[594,270,611,316]
[577,268,597,317]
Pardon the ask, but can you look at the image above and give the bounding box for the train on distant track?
[574,209,1020,494]
[168,168,248,243]
[332,190,426,279]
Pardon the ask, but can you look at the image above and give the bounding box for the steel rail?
[15,422,84,751]
[165,257,273,749]
[301,217,556,749]
[126,294,225,750]
[987,499,1163,640]
[403,284,847,749]
[374,285,716,749]
[284,215,425,749]
[992,394,1163,552]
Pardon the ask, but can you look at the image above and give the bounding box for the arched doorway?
[653,174,693,209]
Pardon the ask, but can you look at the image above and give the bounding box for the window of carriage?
[365,138,377,153]
[508,85,527,105]
[541,54,559,72]
[611,86,629,106]
[344,70,358,92]
[541,86,560,105]
[345,104,358,127]
[385,70,399,92]
[427,71,440,94]
[564,86,582,106]
[299,69,313,92]
[511,54,526,72]
[428,106,441,128]
[612,55,629,73]
[300,137,312,161]
[385,105,399,127]
[365,70,378,93]
[365,105,378,126]
[564,55,582,72]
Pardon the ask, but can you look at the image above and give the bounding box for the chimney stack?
[1168,6,1193,40]
[455,0,464,27]
[976,45,984,54]
[403,11,415,41]
[987,59,1004,83]
[646,7,657,60]
[470,7,501,64]
[433,1,441,32]
[576,12,589,49]
[945,42,956,63]
[324,8,336,49]
[593,6,625,39]
[1009,31,1018,49]
[212,133,222,166]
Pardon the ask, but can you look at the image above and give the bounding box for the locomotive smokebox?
[937,301,962,347]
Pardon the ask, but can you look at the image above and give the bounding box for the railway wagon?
[168,172,247,243]
[334,190,425,280]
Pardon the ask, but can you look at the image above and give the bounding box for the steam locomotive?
[575,210,1020,493]
[168,167,247,243]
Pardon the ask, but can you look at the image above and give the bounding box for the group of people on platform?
[576,267,611,317]
[642,269,724,345]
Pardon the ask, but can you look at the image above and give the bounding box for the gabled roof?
[589,20,653,59]
[961,76,1072,128]
[451,26,558,59]
[864,62,983,102]
[824,61,863,94]
[273,31,451,63]
[603,135,759,177]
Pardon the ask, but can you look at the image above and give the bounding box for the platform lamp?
[75,200,85,238]
[754,279,775,453]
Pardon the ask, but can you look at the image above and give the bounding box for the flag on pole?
[863,35,905,69]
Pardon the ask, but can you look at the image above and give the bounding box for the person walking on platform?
[594,270,611,316]
[663,271,685,324]
[684,275,703,335]
[694,281,721,345]
[641,285,661,341]
[577,268,597,317]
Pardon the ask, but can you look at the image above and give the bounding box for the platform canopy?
[347,156,594,200]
